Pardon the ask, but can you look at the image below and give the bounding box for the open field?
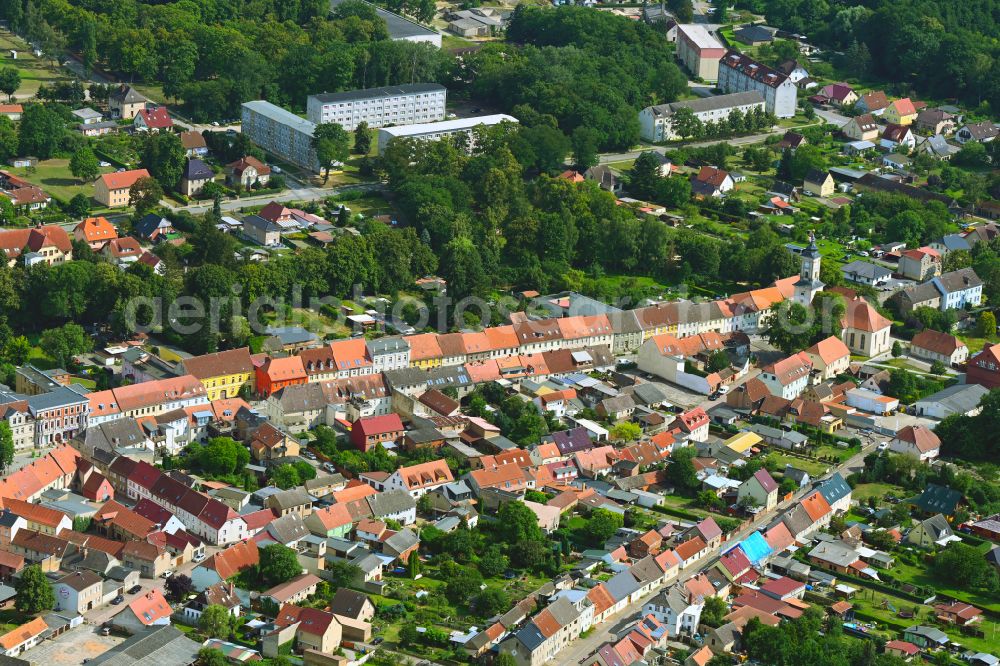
[0,31,70,98]
[7,158,116,203]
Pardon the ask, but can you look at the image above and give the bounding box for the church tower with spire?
[794,232,824,306]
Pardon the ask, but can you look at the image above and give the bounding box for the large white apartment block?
[241,100,319,172]
[717,51,798,118]
[640,91,765,141]
[377,114,518,154]
[306,83,447,130]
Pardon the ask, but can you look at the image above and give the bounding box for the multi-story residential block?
[366,336,411,372]
[87,375,208,426]
[0,393,35,451]
[717,51,797,118]
[758,354,811,400]
[25,385,90,447]
[675,25,726,81]
[639,91,764,141]
[376,114,518,154]
[181,347,255,401]
[242,100,319,172]
[306,83,446,130]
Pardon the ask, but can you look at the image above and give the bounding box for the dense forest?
[0,1,689,148]
[381,121,801,301]
[0,0,451,120]
[456,6,689,150]
[741,0,1000,114]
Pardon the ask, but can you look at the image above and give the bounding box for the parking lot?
[26,625,124,664]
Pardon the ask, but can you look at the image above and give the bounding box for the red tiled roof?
[137,107,173,129]
[127,589,172,626]
[99,169,151,191]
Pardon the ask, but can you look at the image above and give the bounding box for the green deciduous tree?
[571,126,600,170]
[444,566,483,604]
[129,177,163,215]
[497,501,544,546]
[667,445,701,493]
[187,437,250,478]
[199,604,233,638]
[269,464,301,489]
[474,586,509,617]
[39,322,92,367]
[259,544,303,587]
[327,560,361,589]
[583,509,624,545]
[609,421,642,442]
[0,67,20,101]
[0,421,13,474]
[977,311,996,337]
[477,545,509,578]
[197,648,228,666]
[15,565,54,613]
[353,121,372,155]
[312,122,350,181]
[70,146,100,182]
[141,132,186,190]
[17,104,64,159]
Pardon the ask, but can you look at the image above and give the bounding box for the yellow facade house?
[883,98,919,126]
[181,347,256,400]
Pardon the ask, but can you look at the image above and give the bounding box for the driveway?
[173,183,384,215]
[815,107,850,129]
[25,625,124,664]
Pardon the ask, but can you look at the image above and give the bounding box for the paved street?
[815,107,851,129]
[553,439,877,664]
[170,182,384,215]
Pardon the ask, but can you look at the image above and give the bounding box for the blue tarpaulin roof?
[739,531,773,564]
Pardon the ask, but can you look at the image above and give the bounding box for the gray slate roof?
[646,91,764,118]
[914,383,989,416]
[841,260,891,281]
[310,83,444,105]
[89,625,200,665]
[366,489,416,518]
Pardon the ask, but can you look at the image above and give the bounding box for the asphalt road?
[553,438,878,665]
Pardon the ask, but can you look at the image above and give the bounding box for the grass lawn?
[813,444,858,463]
[0,31,70,98]
[888,549,1000,615]
[766,450,829,477]
[260,307,351,339]
[851,482,907,502]
[957,333,998,354]
[7,159,116,204]
[606,159,636,172]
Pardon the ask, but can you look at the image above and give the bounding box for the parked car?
[111,595,124,605]
[161,570,173,579]
[127,585,142,594]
